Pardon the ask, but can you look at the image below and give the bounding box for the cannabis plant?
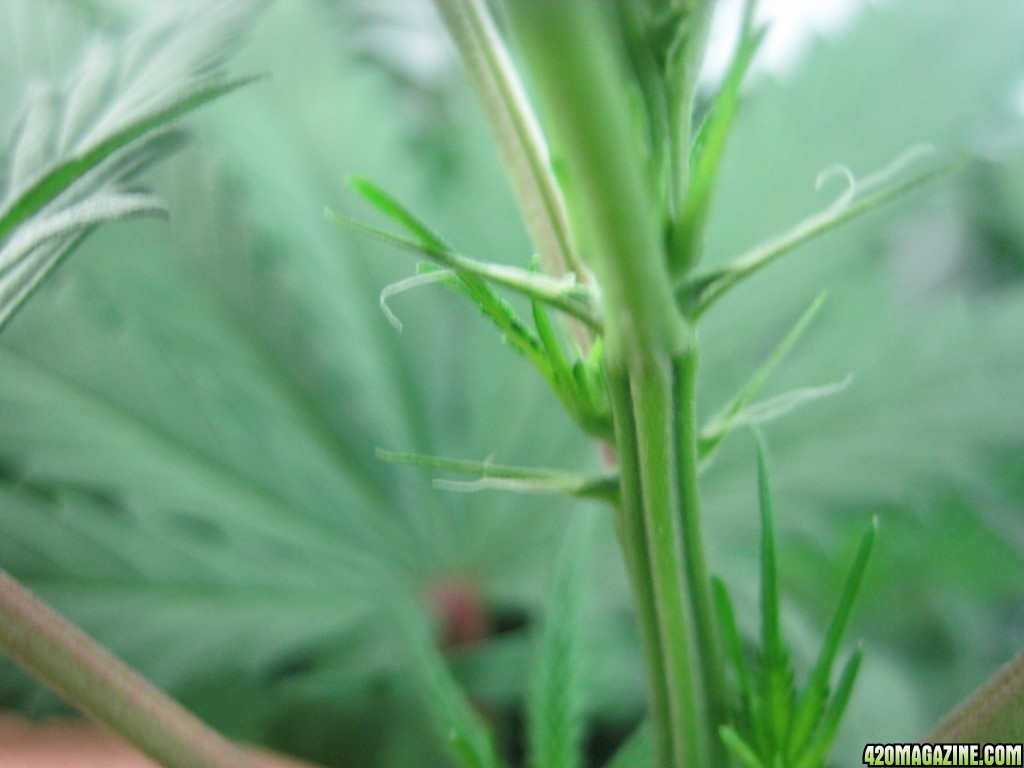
[1,2,1024,768]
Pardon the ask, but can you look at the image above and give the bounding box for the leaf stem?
[682,157,959,315]
[0,567,252,768]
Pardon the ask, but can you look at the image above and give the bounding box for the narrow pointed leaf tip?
[719,449,875,768]
[327,195,601,331]
[346,175,450,251]
[699,293,828,464]
[675,0,765,274]
[787,516,876,764]
[756,440,797,754]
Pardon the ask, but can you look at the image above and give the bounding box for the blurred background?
[0,1,1023,766]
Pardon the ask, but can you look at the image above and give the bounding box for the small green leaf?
[720,725,769,768]
[326,207,600,330]
[532,298,613,440]
[390,595,502,768]
[793,645,864,768]
[672,0,764,276]
[347,175,451,251]
[756,439,796,752]
[533,295,571,378]
[712,577,756,723]
[330,205,554,371]
[699,293,827,463]
[532,296,578,408]
[788,517,877,759]
[603,722,651,768]
[526,515,593,768]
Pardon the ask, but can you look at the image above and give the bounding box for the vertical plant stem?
[609,355,715,768]
[499,6,724,765]
[607,364,682,768]
[0,567,252,768]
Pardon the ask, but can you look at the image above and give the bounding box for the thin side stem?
[431,0,584,284]
[0,567,253,768]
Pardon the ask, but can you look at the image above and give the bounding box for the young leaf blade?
[787,517,877,760]
[347,175,451,252]
[526,516,593,768]
[756,439,796,753]
[720,725,768,768]
[793,645,864,768]
[603,722,651,768]
[673,0,764,276]
[699,293,827,463]
[390,594,503,768]
[326,206,600,330]
[712,577,757,729]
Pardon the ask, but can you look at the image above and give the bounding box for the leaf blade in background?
[0,0,265,330]
[1,2,1024,767]
[0,4,597,765]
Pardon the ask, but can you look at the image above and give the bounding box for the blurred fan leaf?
[0,1,1023,766]
[0,0,264,330]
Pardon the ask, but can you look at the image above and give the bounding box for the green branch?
[0,567,252,768]
[682,151,958,315]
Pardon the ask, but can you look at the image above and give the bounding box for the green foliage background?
[1,1,1023,766]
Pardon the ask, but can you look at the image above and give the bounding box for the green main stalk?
[500,4,724,766]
